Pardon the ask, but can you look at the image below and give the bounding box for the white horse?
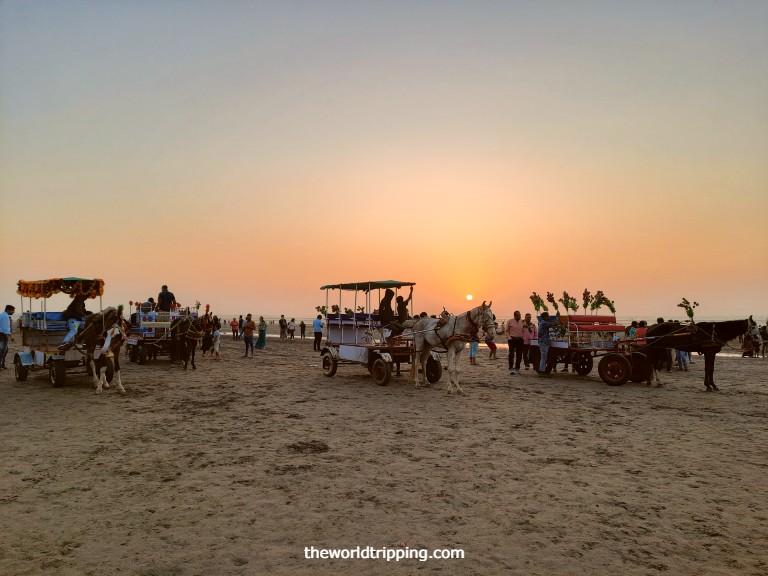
[412,301,496,394]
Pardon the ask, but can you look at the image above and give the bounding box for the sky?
[1,0,766,321]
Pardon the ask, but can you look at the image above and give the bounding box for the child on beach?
[212,327,221,360]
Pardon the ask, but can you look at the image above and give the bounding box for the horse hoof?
[711,385,719,391]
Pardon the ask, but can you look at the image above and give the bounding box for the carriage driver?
[378,287,410,342]
[59,294,90,350]
[156,285,176,312]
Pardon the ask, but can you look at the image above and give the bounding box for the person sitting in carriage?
[396,286,413,322]
[378,288,404,341]
[59,294,91,350]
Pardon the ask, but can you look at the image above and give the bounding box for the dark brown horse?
[71,306,123,392]
[645,319,748,392]
[92,316,130,394]
[170,315,209,369]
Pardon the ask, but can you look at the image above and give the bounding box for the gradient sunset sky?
[1,0,766,320]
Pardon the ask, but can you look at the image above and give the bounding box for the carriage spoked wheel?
[425,355,443,384]
[574,353,594,376]
[371,358,392,386]
[49,359,66,387]
[321,351,338,377]
[628,352,651,383]
[14,355,28,382]
[598,353,631,386]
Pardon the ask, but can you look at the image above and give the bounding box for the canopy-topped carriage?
[13,278,122,388]
[318,280,443,386]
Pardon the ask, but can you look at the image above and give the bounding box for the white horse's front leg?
[95,365,105,394]
[446,348,456,393]
[454,349,464,395]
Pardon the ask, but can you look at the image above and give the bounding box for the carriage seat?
[25,311,68,330]
[568,323,625,332]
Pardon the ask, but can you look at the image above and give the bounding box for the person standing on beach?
[230,318,239,340]
[299,320,306,339]
[313,314,324,352]
[256,316,267,349]
[238,315,244,339]
[484,323,498,359]
[537,311,560,376]
[0,304,15,369]
[287,318,296,341]
[242,314,256,357]
[522,313,537,370]
[212,326,222,360]
[503,311,525,375]
[279,315,288,340]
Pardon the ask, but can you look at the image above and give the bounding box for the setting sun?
[466,294,473,301]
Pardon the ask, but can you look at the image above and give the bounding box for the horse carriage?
[13,278,124,391]
[531,312,748,390]
[125,304,199,364]
[318,281,443,386]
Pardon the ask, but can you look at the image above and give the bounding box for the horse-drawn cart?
[13,278,116,387]
[125,305,198,364]
[530,314,634,385]
[318,281,443,386]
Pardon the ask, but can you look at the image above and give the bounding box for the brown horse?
[70,306,123,392]
[644,319,748,392]
[92,316,130,394]
[170,315,209,369]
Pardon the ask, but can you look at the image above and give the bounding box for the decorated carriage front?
[528,290,632,384]
[318,281,442,386]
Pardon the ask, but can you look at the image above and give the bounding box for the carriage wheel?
[629,352,651,383]
[14,355,28,382]
[321,352,338,377]
[574,353,594,376]
[426,356,443,384]
[598,353,631,386]
[137,345,147,365]
[371,358,392,386]
[49,359,66,388]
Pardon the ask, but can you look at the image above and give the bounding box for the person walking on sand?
[484,323,498,359]
[299,320,306,339]
[242,314,256,357]
[287,318,296,341]
[522,313,537,370]
[503,311,525,375]
[212,326,222,360]
[537,310,560,377]
[230,317,239,341]
[313,314,324,352]
[256,316,267,349]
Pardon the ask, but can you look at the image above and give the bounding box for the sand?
[1,334,766,576]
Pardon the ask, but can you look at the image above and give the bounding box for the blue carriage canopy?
[320,280,416,291]
[17,278,105,299]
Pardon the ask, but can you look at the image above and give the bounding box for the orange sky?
[1,1,767,321]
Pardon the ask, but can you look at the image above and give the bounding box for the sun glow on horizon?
[466,294,473,301]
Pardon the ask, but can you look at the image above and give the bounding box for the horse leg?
[446,348,456,393]
[190,341,197,370]
[705,351,717,391]
[454,346,464,395]
[113,352,126,394]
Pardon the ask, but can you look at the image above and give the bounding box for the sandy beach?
[1,334,766,576]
